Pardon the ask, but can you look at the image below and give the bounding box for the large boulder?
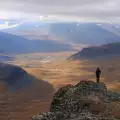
[32,80,120,120]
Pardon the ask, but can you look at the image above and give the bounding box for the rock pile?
[32,80,120,120]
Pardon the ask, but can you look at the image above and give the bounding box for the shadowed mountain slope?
[0,62,54,120]
[68,42,120,59]
[0,62,35,91]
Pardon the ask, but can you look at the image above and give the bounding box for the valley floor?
[12,53,120,91]
[1,52,120,120]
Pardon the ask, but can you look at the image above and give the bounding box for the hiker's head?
[97,67,100,70]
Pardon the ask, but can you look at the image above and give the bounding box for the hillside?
[0,62,35,91]
[0,62,54,120]
[0,31,73,54]
[69,42,120,59]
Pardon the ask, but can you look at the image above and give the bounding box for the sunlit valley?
[0,22,120,119]
[0,1,120,119]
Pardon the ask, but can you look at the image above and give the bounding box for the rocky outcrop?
[32,112,65,120]
[32,81,120,120]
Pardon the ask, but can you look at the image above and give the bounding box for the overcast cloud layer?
[0,0,120,22]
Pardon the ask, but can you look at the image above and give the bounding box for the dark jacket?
[96,68,101,77]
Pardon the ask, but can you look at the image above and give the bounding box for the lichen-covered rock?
[32,112,66,120]
[32,80,120,120]
[105,91,120,101]
[68,112,116,120]
[50,80,119,114]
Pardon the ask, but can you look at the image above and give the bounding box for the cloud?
[0,0,120,22]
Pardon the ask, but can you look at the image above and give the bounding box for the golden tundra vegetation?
[14,52,120,91]
[2,52,120,120]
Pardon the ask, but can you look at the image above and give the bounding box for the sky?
[0,0,120,22]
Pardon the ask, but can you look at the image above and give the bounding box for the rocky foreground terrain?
[32,81,120,120]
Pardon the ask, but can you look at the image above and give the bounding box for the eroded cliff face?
[32,80,120,120]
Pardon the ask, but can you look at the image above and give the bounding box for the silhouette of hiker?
[96,67,101,83]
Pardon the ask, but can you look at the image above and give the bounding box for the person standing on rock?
[96,67,101,83]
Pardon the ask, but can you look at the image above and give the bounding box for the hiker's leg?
[96,75,99,83]
[98,76,100,83]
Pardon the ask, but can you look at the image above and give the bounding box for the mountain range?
[0,31,74,54]
[2,21,120,46]
[49,23,120,45]
[1,21,120,54]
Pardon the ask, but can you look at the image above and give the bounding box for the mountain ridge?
[68,42,120,59]
[0,31,74,54]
